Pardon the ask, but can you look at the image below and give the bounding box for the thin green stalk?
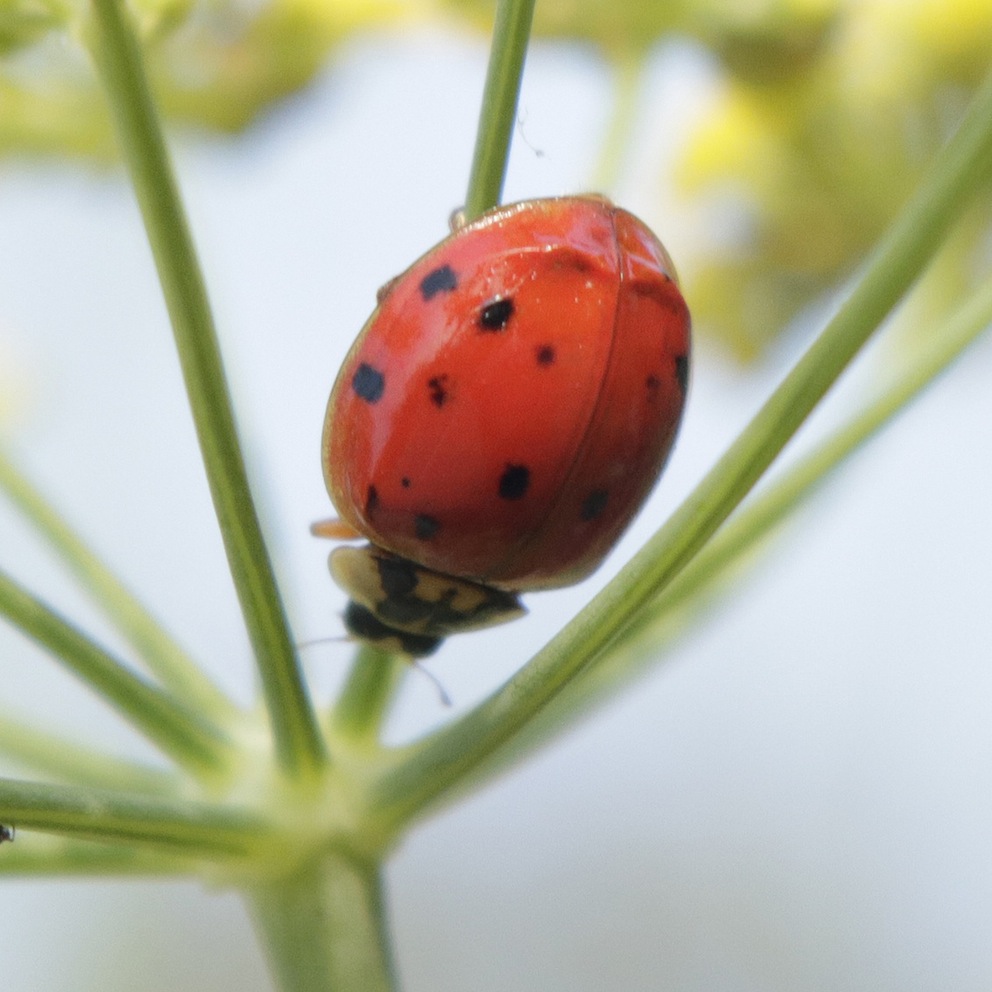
[367,67,992,829]
[646,275,992,622]
[249,852,396,992]
[0,569,230,779]
[0,707,181,794]
[590,53,645,193]
[83,0,325,775]
[0,777,269,856]
[463,0,537,220]
[331,645,406,743]
[462,275,992,787]
[0,448,235,723]
[0,836,196,876]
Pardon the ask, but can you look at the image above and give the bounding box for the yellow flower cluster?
[674,0,992,357]
[0,0,431,156]
[2,0,989,359]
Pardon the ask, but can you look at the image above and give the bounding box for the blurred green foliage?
[2,0,990,357]
[671,0,992,357]
[0,0,426,156]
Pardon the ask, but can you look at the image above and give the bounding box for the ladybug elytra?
[318,195,691,656]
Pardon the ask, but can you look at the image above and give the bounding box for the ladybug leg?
[311,518,363,540]
[375,274,402,304]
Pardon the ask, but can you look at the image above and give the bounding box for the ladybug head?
[329,545,526,657]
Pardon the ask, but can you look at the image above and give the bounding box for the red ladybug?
[318,195,691,656]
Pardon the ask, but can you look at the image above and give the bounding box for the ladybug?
[318,195,691,656]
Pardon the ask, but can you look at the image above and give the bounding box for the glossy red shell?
[322,196,691,591]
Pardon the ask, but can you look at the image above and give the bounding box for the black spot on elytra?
[646,374,661,392]
[401,477,411,488]
[580,489,609,521]
[365,486,379,516]
[420,265,458,301]
[535,344,556,366]
[675,354,689,394]
[352,363,385,404]
[414,514,441,540]
[427,375,450,407]
[478,298,514,332]
[552,248,594,274]
[498,464,530,501]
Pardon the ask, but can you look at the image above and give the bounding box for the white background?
[1,29,991,991]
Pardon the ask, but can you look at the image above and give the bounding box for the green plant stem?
[367,67,992,830]
[647,274,992,623]
[331,645,406,742]
[0,448,235,723]
[0,569,230,779]
[0,836,195,876]
[249,852,395,992]
[465,275,992,786]
[83,0,325,776]
[0,707,180,794]
[0,777,268,856]
[590,52,645,193]
[463,0,537,221]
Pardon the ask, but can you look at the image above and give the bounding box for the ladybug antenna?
[296,633,452,708]
[408,659,452,708]
[296,634,350,652]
